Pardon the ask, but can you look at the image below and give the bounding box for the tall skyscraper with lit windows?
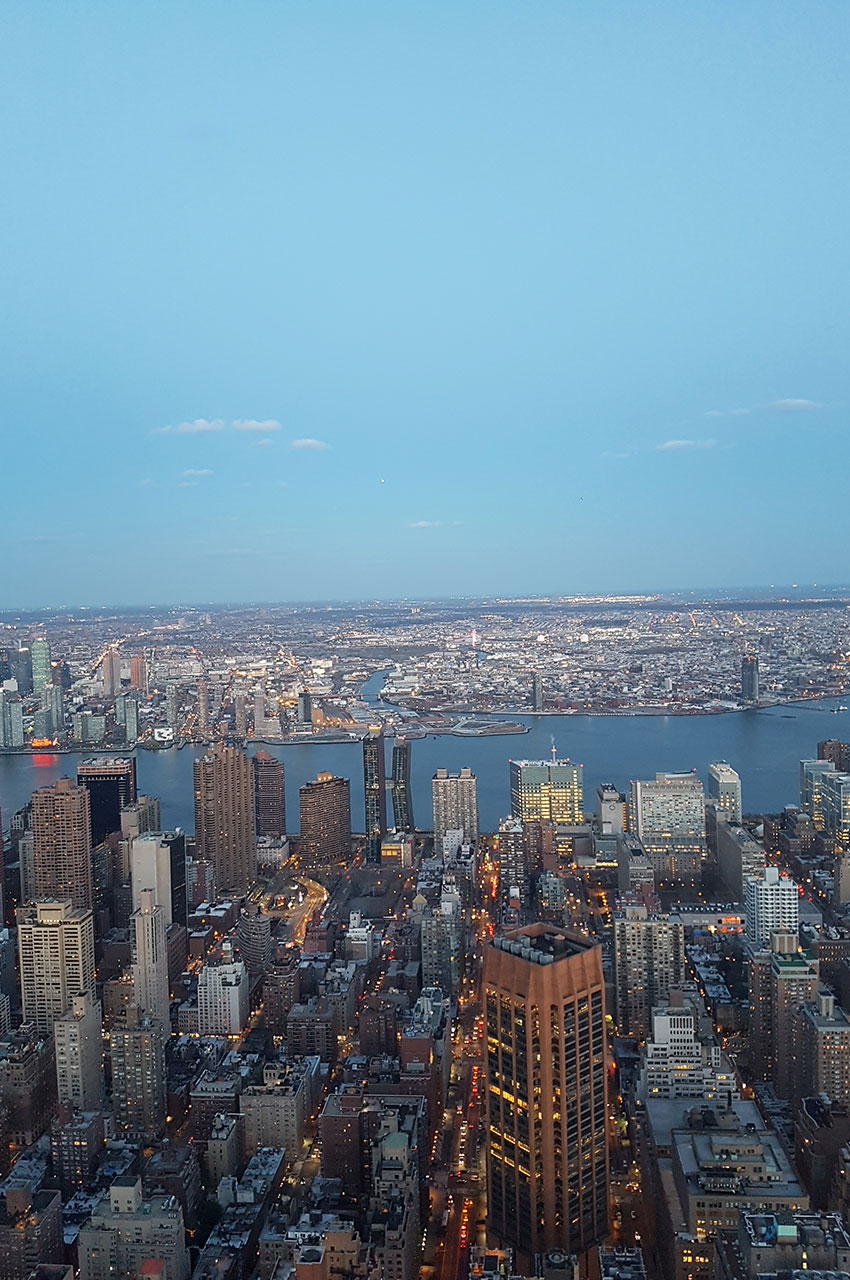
[510,758,583,824]
[194,744,257,894]
[363,729,387,863]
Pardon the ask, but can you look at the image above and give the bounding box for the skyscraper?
[801,758,837,828]
[745,866,799,946]
[484,924,609,1259]
[297,691,313,727]
[741,654,760,704]
[299,773,351,870]
[129,653,147,692]
[131,890,170,1026]
[708,761,742,824]
[194,745,257,895]
[233,690,248,737]
[432,767,479,845]
[510,758,583,825]
[391,739,414,831]
[363,729,387,863]
[613,903,686,1038]
[109,1005,167,1139]
[77,757,137,844]
[54,991,103,1111]
[30,636,51,691]
[17,900,96,1033]
[253,751,285,837]
[532,670,543,712]
[819,739,850,773]
[31,777,93,909]
[101,648,122,697]
[629,772,706,883]
[196,677,209,733]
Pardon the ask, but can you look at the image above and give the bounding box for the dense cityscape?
[1,615,850,1280]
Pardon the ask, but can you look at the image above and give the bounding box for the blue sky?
[1,2,848,605]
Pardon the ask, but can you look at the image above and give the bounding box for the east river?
[2,698,850,834]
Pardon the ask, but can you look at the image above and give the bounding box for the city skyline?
[2,3,849,605]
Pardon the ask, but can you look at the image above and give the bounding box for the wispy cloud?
[770,398,826,411]
[183,468,213,477]
[410,520,442,528]
[656,438,716,451]
[705,408,750,418]
[290,438,330,450]
[233,419,282,432]
[155,418,224,434]
[255,438,275,447]
[178,481,199,488]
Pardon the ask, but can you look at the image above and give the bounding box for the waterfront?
[3,699,850,835]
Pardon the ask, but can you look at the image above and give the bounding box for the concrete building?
[363,729,387,864]
[596,784,626,834]
[641,1000,739,1101]
[432,767,479,845]
[253,752,285,837]
[198,942,249,1036]
[629,772,706,884]
[239,1058,320,1156]
[715,822,765,902]
[109,1005,167,1139]
[130,831,187,927]
[77,1176,188,1280]
[237,905,273,974]
[130,890,170,1026]
[613,905,686,1039]
[509,759,583,825]
[744,866,799,946]
[484,924,609,1261]
[54,992,103,1111]
[194,745,257,895]
[0,1186,61,1280]
[708,762,742,824]
[795,991,850,1107]
[17,900,96,1034]
[31,777,93,910]
[299,773,351,871]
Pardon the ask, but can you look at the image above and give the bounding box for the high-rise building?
[531,670,544,712]
[820,770,850,849]
[48,685,65,737]
[253,751,285,836]
[715,821,766,902]
[297,691,313,727]
[742,654,760,704]
[510,757,583,825]
[432,767,479,845]
[164,681,180,731]
[77,757,137,845]
[613,904,686,1038]
[801,758,837,827]
[120,795,161,840]
[363,729,387,863]
[299,773,351,870]
[596,784,626,834]
[31,777,92,910]
[0,693,24,748]
[122,695,139,744]
[194,745,257,895]
[17,900,96,1033]
[819,738,850,772]
[101,649,122,697]
[236,904,273,974]
[197,941,249,1035]
[130,831,187,927]
[641,1000,739,1101]
[770,934,820,1100]
[129,653,147,692]
[54,991,103,1111]
[420,887,462,993]
[391,739,414,831]
[30,637,51,691]
[796,992,850,1108]
[196,677,209,734]
[77,1177,188,1280]
[109,1006,167,1139]
[745,866,799,946]
[0,1186,62,1280]
[494,816,525,894]
[131,890,170,1026]
[484,924,609,1259]
[708,762,742,824]
[629,772,706,883]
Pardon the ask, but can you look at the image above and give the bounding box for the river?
[1,696,848,834]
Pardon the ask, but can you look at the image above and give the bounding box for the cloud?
[155,418,224,434]
[410,520,442,528]
[178,481,199,488]
[705,408,750,418]
[255,438,275,447]
[290,437,330,450]
[769,398,826,411]
[656,438,716,451]
[183,468,213,477]
[232,419,282,432]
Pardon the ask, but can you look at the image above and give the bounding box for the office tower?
[532,670,544,712]
[715,820,766,901]
[31,777,93,909]
[741,654,760,704]
[484,924,609,1259]
[253,751,285,836]
[129,653,147,691]
[495,816,525,894]
[237,904,273,974]
[708,761,742,824]
[391,739,414,831]
[77,1177,188,1280]
[197,941,249,1035]
[432,767,479,845]
[54,992,103,1111]
[628,772,706,883]
[131,890,170,1026]
[420,886,462,992]
[77,756,137,845]
[297,690,313,727]
[233,690,248,737]
[299,772,351,870]
[165,681,180,730]
[122,695,138,743]
[770,933,819,1100]
[613,904,686,1038]
[510,758,583,825]
[17,900,96,1033]
[0,693,24,748]
[130,831,186,926]
[196,677,209,733]
[101,648,121,697]
[13,646,32,694]
[363,728,387,863]
[745,866,799,946]
[596,784,626,834]
[30,636,51,690]
[820,769,850,849]
[194,744,257,895]
[801,757,836,827]
[109,1005,167,1139]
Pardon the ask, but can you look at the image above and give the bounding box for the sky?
[1,2,848,606]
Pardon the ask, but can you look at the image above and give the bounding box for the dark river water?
[1,692,848,834]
